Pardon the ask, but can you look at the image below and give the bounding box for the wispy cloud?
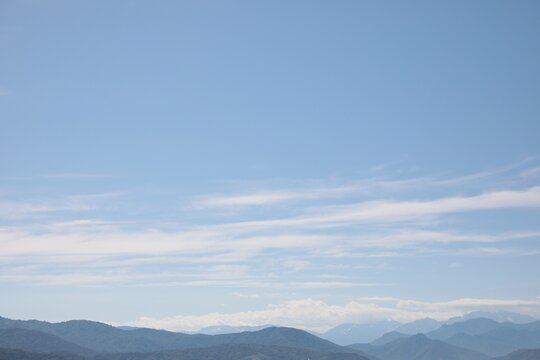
[1,164,539,292]
[0,193,119,218]
[40,173,113,180]
[210,186,540,231]
[522,166,540,178]
[192,185,357,208]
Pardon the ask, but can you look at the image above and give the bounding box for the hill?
[0,328,92,356]
[0,345,371,360]
[0,317,163,353]
[0,348,85,360]
[97,344,371,360]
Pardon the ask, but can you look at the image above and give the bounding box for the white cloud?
[1,179,539,288]
[205,186,540,233]
[126,296,540,332]
[193,185,357,208]
[522,166,540,178]
[0,193,118,218]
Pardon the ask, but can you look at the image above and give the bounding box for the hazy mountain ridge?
[322,321,401,345]
[427,318,505,340]
[348,316,540,359]
[369,331,408,346]
[349,333,491,360]
[3,314,540,360]
[320,311,535,345]
[425,317,540,356]
[444,326,540,357]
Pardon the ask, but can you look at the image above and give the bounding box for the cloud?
[1,186,539,288]
[0,193,119,218]
[1,164,539,290]
[126,296,540,332]
[205,186,540,234]
[193,185,357,208]
[522,166,540,178]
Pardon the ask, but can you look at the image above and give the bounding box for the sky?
[1,0,540,332]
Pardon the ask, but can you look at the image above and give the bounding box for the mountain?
[96,344,371,360]
[0,348,84,360]
[349,333,490,360]
[0,317,165,353]
[494,348,540,360]
[0,329,92,356]
[0,316,370,357]
[425,317,540,357]
[196,324,272,335]
[119,326,355,353]
[322,321,400,345]
[313,311,537,347]
[396,318,442,334]
[0,345,371,360]
[320,317,440,346]
[445,326,540,357]
[196,326,359,353]
[447,311,537,325]
[370,331,409,346]
[426,317,503,340]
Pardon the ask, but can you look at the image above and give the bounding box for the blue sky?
[1,0,540,331]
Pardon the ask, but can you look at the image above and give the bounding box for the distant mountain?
[195,324,272,335]
[322,321,400,345]
[425,317,540,357]
[426,317,503,340]
[447,311,537,325]
[0,329,92,356]
[396,318,441,334]
[307,311,537,346]
[445,325,540,357]
[349,333,490,360]
[370,331,409,346]
[494,348,540,360]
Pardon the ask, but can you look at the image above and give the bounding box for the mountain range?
[349,333,490,360]
[0,313,539,360]
[320,311,536,345]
